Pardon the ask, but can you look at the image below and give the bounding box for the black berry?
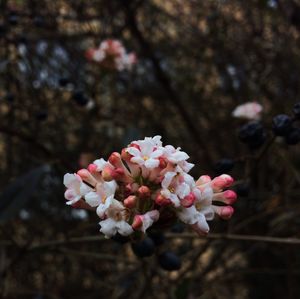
[147,231,165,247]
[111,233,130,244]
[293,102,300,119]
[158,251,182,271]
[59,77,71,87]
[72,90,89,106]
[131,237,155,258]
[285,127,300,145]
[238,122,266,149]
[272,114,292,136]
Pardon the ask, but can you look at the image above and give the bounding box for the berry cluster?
[237,101,300,149]
[63,136,237,239]
[86,39,136,71]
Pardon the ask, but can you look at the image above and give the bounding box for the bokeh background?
[1,0,300,298]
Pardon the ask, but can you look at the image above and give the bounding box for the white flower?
[126,139,163,169]
[177,206,210,234]
[85,180,117,208]
[93,158,113,172]
[164,145,189,164]
[232,102,263,120]
[138,210,160,233]
[98,198,133,237]
[63,173,92,205]
[160,171,191,207]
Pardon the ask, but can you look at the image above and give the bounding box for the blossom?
[63,173,92,205]
[86,39,136,71]
[126,138,163,169]
[98,198,133,237]
[85,180,117,208]
[63,136,237,239]
[232,102,263,120]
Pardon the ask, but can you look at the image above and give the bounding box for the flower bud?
[155,194,171,206]
[138,186,150,198]
[87,163,97,173]
[132,215,143,230]
[181,192,196,208]
[124,195,137,208]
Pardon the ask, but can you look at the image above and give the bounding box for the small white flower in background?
[86,39,137,71]
[63,136,237,238]
[232,102,263,120]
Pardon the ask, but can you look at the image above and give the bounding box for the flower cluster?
[232,101,263,120]
[63,136,237,238]
[86,39,137,71]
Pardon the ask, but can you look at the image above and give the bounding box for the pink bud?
[159,157,167,169]
[212,190,237,205]
[64,189,75,200]
[181,192,196,208]
[132,215,143,230]
[124,195,137,208]
[220,206,234,219]
[138,186,150,198]
[211,174,234,191]
[108,152,121,167]
[112,167,125,180]
[77,169,90,180]
[87,163,97,173]
[223,190,237,203]
[85,48,95,60]
[121,148,131,160]
[155,194,171,206]
[196,175,211,186]
[102,166,114,181]
[125,183,132,194]
[214,205,234,220]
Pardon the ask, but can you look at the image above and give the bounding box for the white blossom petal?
[85,192,100,207]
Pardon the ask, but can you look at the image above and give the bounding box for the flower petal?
[85,192,100,207]
[99,218,118,237]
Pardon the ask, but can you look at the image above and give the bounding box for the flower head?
[63,136,237,238]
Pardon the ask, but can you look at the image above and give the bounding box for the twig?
[166,232,300,245]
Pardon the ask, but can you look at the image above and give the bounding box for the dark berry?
[285,127,300,145]
[272,114,292,136]
[238,122,266,148]
[235,183,250,197]
[111,233,130,244]
[72,90,89,106]
[214,158,234,175]
[171,222,185,233]
[247,133,267,150]
[59,77,71,87]
[158,251,182,271]
[147,231,165,247]
[131,237,155,258]
[293,102,300,119]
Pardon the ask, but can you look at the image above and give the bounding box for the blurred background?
[1,0,300,298]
